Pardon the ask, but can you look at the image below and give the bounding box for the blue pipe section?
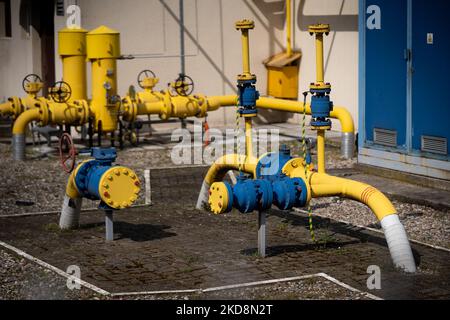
[74,147,117,203]
[222,145,309,214]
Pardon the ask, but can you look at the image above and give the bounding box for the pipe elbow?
[65,169,81,199]
[310,173,416,272]
[310,174,395,221]
[330,106,354,134]
[12,108,41,135]
[204,154,257,185]
[197,154,257,210]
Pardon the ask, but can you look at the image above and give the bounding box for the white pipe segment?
[59,195,83,229]
[380,214,416,272]
[196,181,210,210]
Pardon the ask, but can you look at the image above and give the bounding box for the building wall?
[0,0,41,101]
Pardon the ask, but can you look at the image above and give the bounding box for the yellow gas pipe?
[286,0,292,56]
[0,84,43,119]
[309,24,332,173]
[316,130,325,173]
[199,20,415,272]
[1,28,87,119]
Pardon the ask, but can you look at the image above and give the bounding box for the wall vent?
[373,128,397,147]
[56,0,65,16]
[421,135,447,155]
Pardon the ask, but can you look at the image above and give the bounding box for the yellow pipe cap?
[209,182,231,215]
[87,25,121,59]
[99,166,140,209]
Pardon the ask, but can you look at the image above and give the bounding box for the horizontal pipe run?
[0,101,14,116]
[255,97,354,134]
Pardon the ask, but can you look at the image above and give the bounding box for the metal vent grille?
[373,128,397,147]
[421,135,447,155]
[56,0,65,16]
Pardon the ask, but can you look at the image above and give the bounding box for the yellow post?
[286,0,292,56]
[86,26,121,132]
[308,24,329,85]
[235,19,257,160]
[245,117,253,158]
[317,129,325,173]
[58,27,88,101]
[315,33,324,84]
[235,20,255,81]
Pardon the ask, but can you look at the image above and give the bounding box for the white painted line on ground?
[293,208,450,253]
[111,289,200,296]
[112,272,381,299]
[201,274,322,293]
[0,240,110,296]
[317,273,382,300]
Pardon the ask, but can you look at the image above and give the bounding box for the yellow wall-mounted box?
[264,51,301,100]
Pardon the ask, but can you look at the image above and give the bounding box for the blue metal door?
[411,0,450,156]
[364,0,408,148]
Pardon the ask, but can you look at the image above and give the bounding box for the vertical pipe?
[179,0,185,75]
[315,34,324,84]
[245,117,253,158]
[286,0,292,56]
[179,0,187,130]
[105,210,114,241]
[317,129,325,173]
[59,195,83,230]
[241,30,250,76]
[144,169,151,205]
[258,210,266,257]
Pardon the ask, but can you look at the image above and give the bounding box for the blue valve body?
[74,147,118,202]
[237,79,259,115]
[222,145,309,214]
[310,87,333,127]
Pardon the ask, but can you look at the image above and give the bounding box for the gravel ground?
[310,197,450,249]
[0,134,448,299]
[0,249,101,300]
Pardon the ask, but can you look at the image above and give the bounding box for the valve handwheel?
[137,69,156,89]
[173,73,194,96]
[50,81,72,103]
[59,133,77,173]
[22,74,42,93]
